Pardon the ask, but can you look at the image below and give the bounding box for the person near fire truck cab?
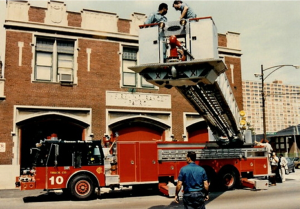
[269,152,280,185]
[255,139,273,154]
[175,151,209,209]
[255,139,273,174]
[144,3,168,24]
[173,1,197,20]
[279,154,288,182]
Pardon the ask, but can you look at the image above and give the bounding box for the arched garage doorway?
[17,114,89,168]
[187,120,208,143]
[108,117,170,183]
[109,117,169,141]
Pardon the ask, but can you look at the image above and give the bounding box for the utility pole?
[294,126,299,157]
[261,65,266,142]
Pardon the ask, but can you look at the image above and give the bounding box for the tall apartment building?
[242,80,300,135]
[0,1,243,189]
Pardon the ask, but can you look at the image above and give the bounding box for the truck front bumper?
[16,176,36,190]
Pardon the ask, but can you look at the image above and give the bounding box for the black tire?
[292,167,295,173]
[218,168,239,190]
[286,169,289,175]
[297,164,300,169]
[69,175,95,200]
[203,166,217,191]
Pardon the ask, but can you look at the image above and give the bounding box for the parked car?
[286,157,296,174]
[293,157,300,169]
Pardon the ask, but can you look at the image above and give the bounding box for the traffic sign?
[266,132,277,135]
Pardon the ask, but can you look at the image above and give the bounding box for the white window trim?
[183,112,206,142]
[31,33,78,85]
[119,43,157,89]
[12,105,92,165]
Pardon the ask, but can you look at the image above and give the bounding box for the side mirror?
[30,148,40,155]
[93,146,101,156]
[55,144,59,156]
[54,144,59,167]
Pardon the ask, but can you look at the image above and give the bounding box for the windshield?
[29,141,104,168]
[31,144,50,167]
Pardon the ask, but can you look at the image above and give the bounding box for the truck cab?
[16,140,105,199]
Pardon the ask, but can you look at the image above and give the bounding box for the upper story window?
[122,47,154,89]
[34,37,76,84]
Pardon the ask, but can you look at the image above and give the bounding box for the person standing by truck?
[255,139,273,174]
[270,152,280,185]
[175,151,209,209]
[279,154,288,182]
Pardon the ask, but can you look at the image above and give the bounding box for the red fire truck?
[16,17,270,200]
[15,138,268,200]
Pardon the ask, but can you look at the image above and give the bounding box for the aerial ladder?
[129,17,246,147]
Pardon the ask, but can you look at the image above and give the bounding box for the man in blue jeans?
[175,151,209,209]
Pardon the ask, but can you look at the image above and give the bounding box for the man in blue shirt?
[144,3,168,24]
[173,1,197,20]
[175,151,209,209]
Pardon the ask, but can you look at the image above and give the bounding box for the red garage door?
[116,126,164,141]
[187,121,208,143]
[188,129,208,143]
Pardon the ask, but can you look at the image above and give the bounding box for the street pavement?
[2,169,300,198]
[285,169,300,180]
[0,169,299,209]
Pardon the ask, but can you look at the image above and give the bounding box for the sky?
[0,0,300,86]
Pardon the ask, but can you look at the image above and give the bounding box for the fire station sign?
[0,143,5,152]
[106,91,171,109]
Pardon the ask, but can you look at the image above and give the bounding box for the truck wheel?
[69,175,95,200]
[298,164,300,169]
[218,169,238,190]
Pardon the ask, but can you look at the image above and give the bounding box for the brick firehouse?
[0,1,243,189]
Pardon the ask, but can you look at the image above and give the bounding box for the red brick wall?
[77,39,121,138]
[1,32,123,164]
[28,7,46,23]
[118,19,130,33]
[68,12,82,27]
[224,56,243,111]
[169,88,194,139]
[1,20,243,165]
[218,34,227,47]
[1,31,34,164]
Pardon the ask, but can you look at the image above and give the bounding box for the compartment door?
[118,142,137,182]
[138,142,158,182]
